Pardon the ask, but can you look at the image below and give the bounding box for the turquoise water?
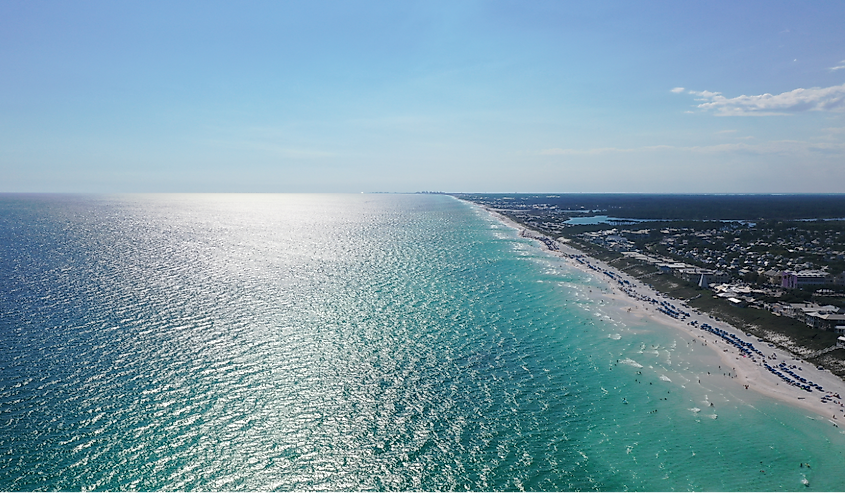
[1,193,844,491]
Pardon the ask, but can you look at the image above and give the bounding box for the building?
[780,270,833,289]
[775,302,840,324]
[806,313,845,331]
[763,269,784,286]
[622,229,651,240]
[676,268,730,287]
[657,263,689,274]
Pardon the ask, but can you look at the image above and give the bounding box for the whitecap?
[659,375,671,382]
[689,407,701,413]
[621,358,643,368]
[609,334,622,340]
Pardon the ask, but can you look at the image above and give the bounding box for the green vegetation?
[565,235,845,374]
[458,194,845,378]
[456,193,845,220]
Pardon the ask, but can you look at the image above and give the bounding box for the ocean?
[1,193,844,491]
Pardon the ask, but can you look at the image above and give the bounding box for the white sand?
[484,206,845,422]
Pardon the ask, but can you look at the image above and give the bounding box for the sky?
[2,1,844,193]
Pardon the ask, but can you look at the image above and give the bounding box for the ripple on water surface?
[1,194,845,491]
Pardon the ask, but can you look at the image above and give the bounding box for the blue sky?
[2,1,844,193]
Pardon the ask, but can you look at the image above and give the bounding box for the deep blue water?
[1,194,844,491]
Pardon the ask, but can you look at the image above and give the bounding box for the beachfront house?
[806,312,845,331]
[657,262,688,274]
[676,268,731,287]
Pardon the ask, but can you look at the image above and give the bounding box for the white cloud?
[830,60,845,71]
[670,87,685,93]
[688,83,845,115]
[689,89,722,99]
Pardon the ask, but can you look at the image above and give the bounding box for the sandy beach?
[485,206,845,425]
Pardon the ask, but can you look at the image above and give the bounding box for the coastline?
[481,204,845,424]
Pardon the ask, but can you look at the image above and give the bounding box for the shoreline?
[481,204,845,424]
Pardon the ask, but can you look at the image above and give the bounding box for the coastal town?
[456,194,845,377]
